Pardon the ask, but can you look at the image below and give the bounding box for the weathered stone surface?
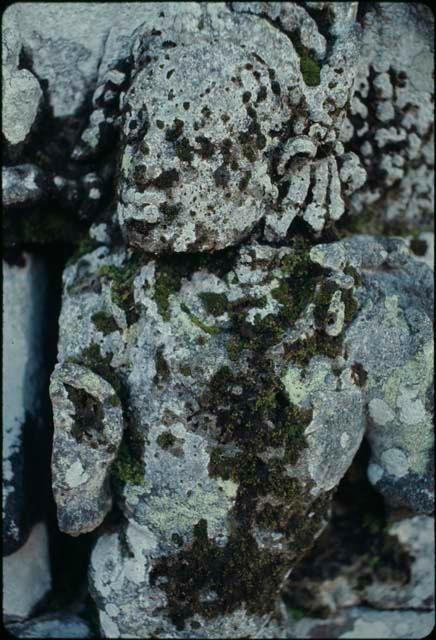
[344,2,434,227]
[115,2,366,252]
[311,236,434,513]
[3,254,49,555]
[49,363,124,535]
[3,4,434,638]
[51,237,367,636]
[6,613,93,638]
[3,522,51,621]
[2,9,42,146]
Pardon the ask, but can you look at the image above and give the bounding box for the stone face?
[3,522,52,621]
[115,3,366,252]
[2,255,50,555]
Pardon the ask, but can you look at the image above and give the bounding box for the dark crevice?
[283,438,413,617]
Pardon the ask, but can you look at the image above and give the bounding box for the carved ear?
[49,362,123,535]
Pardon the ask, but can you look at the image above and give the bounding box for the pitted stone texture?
[49,363,123,535]
[12,2,365,248]
[3,522,51,621]
[312,236,434,513]
[3,255,49,555]
[109,2,365,251]
[343,2,434,227]
[2,9,42,146]
[54,240,365,637]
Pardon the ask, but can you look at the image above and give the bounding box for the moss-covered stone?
[153,262,183,322]
[313,280,338,324]
[150,519,286,626]
[223,238,320,360]
[181,303,220,335]
[112,442,144,486]
[300,53,321,86]
[156,430,176,449]
[154,347,170,383]
[91,311,118,335]
[66,234,101,266]
[285,333,343,367]
[198,292,229,317]
[99,251,143,324]
[205,364,311,492]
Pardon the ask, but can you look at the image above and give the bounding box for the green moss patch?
[198,292,229,317]
[154,347,170,384]
[300,53,321,86]
[181,303,220,335]
[205,364,311,493]
[156,430,176,449]
[284,333,343,367]
[91,311,118,335]
[153,262,183,322]
[223,238,320,360]
[112,442,144,486]
[99,252,143,324]
[150,519,285,626]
